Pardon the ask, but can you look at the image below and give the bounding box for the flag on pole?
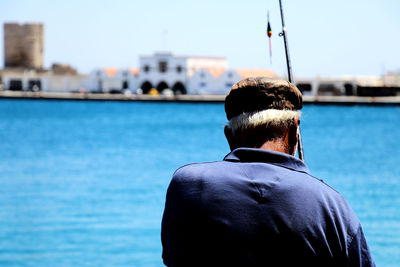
[267,11,272,64]
[267,21,272,38]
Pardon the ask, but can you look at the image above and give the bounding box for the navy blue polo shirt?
[161,148,375,266]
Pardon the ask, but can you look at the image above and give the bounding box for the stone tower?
[4,23,44,70]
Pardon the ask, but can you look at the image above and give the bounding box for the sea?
[0,99,399,267]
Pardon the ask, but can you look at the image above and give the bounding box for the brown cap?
[225,77,303,120]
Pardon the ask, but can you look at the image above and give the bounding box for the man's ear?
[288,118,299,156]
[224,126,237,151]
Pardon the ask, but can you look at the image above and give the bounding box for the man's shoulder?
[170,159,258,199]
[171,160,237,189]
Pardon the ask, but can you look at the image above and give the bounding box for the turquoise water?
[0,99,399,266]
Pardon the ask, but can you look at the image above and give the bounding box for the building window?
[228,72,232,78]
[200,82,207,87]
[159,61,168,73]
[296,83,312,93]
[176,65,182,73]
[143,65,150,72]
[200,72,205,78]
[225,82,233,88]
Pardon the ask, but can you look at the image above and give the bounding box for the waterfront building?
[84,68,138,93]
[295,75,400,97]
[137,52,227,95]
[0,69,45,91]
[46,75,87,93]
[187,69,223,95]
[4,23,44,70]
[188,68,279,95]
[136,52,278,95]
[0,65,87,92]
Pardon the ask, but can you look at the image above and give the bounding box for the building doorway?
[344,83,354,96]
[172,82,186,95]
[122,80,129,89]
[140,81,153,94]
[28,79,42,91]
[9,79,23,91]
[156,81,169,94]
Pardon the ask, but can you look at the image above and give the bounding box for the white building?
[84,68,139,93]
[135,52,279,95]
[187,69,224,94]
[217,69,279,95]
[0,68,87,92]
[138,52,227,94]
[186,69,277,95]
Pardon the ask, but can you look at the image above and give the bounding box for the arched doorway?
[141,81,153,94]
[156,81,169,94]
[122,80,129,89]
[172,82,186,95]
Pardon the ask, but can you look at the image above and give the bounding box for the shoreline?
[1,90,400,105]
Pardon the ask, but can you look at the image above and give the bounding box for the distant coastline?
[1,90,400,105]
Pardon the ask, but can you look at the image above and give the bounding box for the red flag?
[267,12,272,64]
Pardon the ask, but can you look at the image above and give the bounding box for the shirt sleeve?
[161,170,205,266]
[347,224,376,267]
[161,175,185,266]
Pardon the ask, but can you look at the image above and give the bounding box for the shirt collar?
[223,147,309,174]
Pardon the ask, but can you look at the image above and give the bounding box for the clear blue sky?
[1,0,399,77]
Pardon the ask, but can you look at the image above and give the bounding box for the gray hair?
[227,109,301,135]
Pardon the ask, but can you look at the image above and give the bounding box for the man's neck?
[259,141,290,155]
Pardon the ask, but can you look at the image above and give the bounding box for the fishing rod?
[278,0,305,161]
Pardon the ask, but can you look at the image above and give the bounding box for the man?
[161,78,375,266]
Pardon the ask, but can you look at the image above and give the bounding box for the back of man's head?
[224,77,303,153]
